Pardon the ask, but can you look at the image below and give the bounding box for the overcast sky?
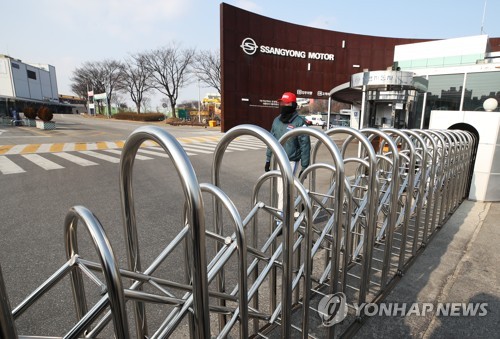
[1,0,499,109]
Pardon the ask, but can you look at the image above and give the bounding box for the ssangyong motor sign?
[240,38,259,55]
[240,37,335,61]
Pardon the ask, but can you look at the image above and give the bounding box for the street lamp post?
[198,79,201,123]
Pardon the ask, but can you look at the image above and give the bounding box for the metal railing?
[0,125,476,338]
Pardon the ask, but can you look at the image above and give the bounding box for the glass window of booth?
[462,71,500,111]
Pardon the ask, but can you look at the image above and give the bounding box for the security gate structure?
[0,125,476,338]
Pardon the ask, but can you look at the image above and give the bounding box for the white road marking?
[78,150,121,163]
[22,154,65,170]
[103,149,153,160]
[53,152,98,166]
[0,156,25,174]
[137,148,170,158]
[4,144,29,155]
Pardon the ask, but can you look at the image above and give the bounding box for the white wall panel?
[26,65,42,100]
[39,70,53,100]
[11,61,30,98]
[0,59,14,97]
[430,110,500,201]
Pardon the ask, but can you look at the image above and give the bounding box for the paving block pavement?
[355,201,500,338]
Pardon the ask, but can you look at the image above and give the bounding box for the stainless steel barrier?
[0,126,476,338]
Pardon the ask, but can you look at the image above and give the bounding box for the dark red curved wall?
[220,3,500,132]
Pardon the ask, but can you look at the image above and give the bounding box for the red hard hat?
[277,92,297,104]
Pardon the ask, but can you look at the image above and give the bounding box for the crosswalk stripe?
[234,139,266,147]
[5,144,29,155]
[0,156,25,174]
[50,143,64,152]
[74,143,87,151]
[86,143,98,151]
[78,150,121,163]
[143,140,159,147]
[21,144,41,154]
[63,143,75,152]
[96,141,108,150]
[0,145,14,155]
[106,141,119,149]
[179,143,218,151]
[22,154,65,170]
[181,142,233,153]
[228,141,265,150]
[36,144,52,153]
[179,136,221,143]
[145,146,196,156]
[202,141,248,151]
[0,135,229,155]
[53,152,98,166]
[0,135,267,174]
[180,145,213,154]
[137,148,170,158]
[103,149,153,160]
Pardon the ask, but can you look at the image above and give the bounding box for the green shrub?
[37,107,53,122]
[113,112,165,121]
[24,107,37,120]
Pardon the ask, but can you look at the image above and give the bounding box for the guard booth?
[352,70,428,129]
[329,70,428,130]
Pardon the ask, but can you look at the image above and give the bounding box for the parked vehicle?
[305,115,326,126]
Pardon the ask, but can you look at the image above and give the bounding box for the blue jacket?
[266,112,311,169]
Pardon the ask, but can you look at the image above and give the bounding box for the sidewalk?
[355,200,500,338]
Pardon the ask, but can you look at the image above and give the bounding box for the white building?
[0,54,60,116]
[399,36,500,202]
[330,35,500,201]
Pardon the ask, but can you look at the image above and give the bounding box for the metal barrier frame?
[0,126,476,339]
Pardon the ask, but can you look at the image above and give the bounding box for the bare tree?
[111,93,129,113]
[71,62,105,112]
[141,97,151,113]
[192,49,221,94]
[143,42,195,119]
[100,60,125,117]
[180,99,199,110]
[71,60,124,116]
[121,53,154,114]
[69,73,89,99]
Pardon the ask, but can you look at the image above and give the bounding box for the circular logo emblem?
[240,37,258,55]
[318,292,348,326]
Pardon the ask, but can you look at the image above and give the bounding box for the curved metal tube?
[413,129,439,244]
[64,205,129,339]
[426,130,448,225]
[0,264,17,339]
[0,124,480,339]
[439,130,458,216]
[359,128,400,288]
[288,127,346,307]
[249,170,313,338]
[212,124,295,337]
[199,182,249,339]
[443,130,461,212]
[324,127,377,303]
[119,126,209,339]
[382,128,417,271]
[403,130,428,255]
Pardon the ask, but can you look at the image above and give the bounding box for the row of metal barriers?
[0,125,476,338]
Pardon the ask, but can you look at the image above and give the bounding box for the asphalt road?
[1,115,348,337]
[0,115,254,336]
[0,114,222,145]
